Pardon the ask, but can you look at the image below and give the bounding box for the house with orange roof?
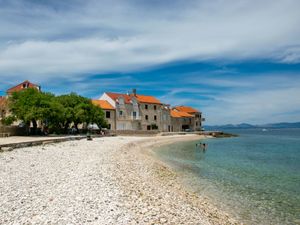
[171,106,204,131]
[99,89,172,131]
[130,89,171,131]
[97,89,204,132]
[99,91,141,130]
[1,80,41,125]
[92,100,116,130]
[6,80,41,95]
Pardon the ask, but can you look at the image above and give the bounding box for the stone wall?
[0,126,27,136]
[139,103,161,131]
[115,130,159,136]
[103,109,116,131]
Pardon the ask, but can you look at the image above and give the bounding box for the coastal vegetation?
[1,88,107,134]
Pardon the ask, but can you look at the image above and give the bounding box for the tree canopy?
[3,89,107,134]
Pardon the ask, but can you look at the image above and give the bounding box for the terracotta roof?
[106,92,132,104]
[106,92,162,105]
[170,109,193,118]
[133,94,162,104]
[6,80,40,94]
[92,100,115,110]
[174,106,199,113]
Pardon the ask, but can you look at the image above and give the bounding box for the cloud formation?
[0,0,299,124]
[0,0,300,80]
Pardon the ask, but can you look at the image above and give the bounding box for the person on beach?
[202,143,207,152]
[196,142,207,152]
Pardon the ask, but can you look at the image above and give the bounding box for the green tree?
[89,103,108,129]
[7,89,107,135]
[56,93,90,131]
[8,88,54,134]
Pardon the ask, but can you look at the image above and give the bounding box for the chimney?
[132,88,137,96]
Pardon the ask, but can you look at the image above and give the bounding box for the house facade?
[92,100,116,130]
[133,92,163,131]
[6,80,41,96]
[161,104,172,132]
[0,80,40,125]
[173,106,204,131]
[99,92,141,130]
[170,109,194,132]
[96,90,203,132]
[98,90,175,132]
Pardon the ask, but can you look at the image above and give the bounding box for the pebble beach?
[0,135,237,225]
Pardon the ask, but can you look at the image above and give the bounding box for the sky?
[0,0,300,125]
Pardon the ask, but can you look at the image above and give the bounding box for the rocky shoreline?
[0,135,239,224]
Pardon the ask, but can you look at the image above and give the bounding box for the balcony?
[131,116,141,120]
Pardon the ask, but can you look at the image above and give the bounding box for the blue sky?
[0,0,300,125]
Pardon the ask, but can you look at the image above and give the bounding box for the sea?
[155,128,300,225]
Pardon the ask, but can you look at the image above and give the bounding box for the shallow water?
[156,129,300,224]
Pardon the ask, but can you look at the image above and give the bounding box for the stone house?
[173,106,204,131]
[97,90,204,132]
[98,90,173,132]
[92,100,116,130]
[99,92,141,130]
[170,109,195,132]
[0,80,40,125]
[133,91,164,131]
[160,104,172,132]
[6,80,41,96]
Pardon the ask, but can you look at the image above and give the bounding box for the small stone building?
[92,100,116,130]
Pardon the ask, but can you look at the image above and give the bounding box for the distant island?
[204,122,300,130]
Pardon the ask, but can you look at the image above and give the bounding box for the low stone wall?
[159,131,204,136]
[0,136,86,152]
[115,130,160,136]
[0,126,27,136]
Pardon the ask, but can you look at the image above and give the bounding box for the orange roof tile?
[106,92,162,105]
[174,106,199,113]
[106,92,132,104]
[134,94,162,104]
[92,100,115,110]
[7,80,40,94]
[170,109,193,118]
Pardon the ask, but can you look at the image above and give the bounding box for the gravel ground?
[0,135,237,225]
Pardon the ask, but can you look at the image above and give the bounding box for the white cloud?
[156,74,300,124]
[204,87,300,124]
[0,0,299,80]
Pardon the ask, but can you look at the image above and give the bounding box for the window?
[145,104,148,110]
[108,124,111,129]
[154,105,157,110]
[147,125,151,130]
[133,111,137,119]
[106,111,111,118]
[154,115,157,121]
[119,110,123,116]
[196,122,198,126]
[145,115,148,120]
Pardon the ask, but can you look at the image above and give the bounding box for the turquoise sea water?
[156,129,300,224]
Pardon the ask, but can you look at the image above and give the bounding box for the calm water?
[156,129,300,224]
